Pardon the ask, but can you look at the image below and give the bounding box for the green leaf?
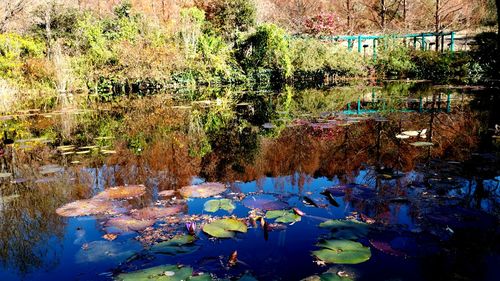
[204,200,221,212]
[204,199,235,213]
[319,220,369,240]
[219,199,235,212]
[265,210,301,223]
[202,218,247,238]
[115,265,193,281]
[312,240,371,264]
[151,235,198,255]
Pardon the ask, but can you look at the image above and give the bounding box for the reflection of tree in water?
[0,147,67,276]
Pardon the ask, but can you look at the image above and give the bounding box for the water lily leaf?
[180,182,226,198]
[302,271,353,281]
[151,235,198,255]
[95,185,146,200]
[132,205,187,220]
[202,218,247,238]
[0,172,12,178]
[265,210,301,224]
[401,131,419,137]
[319,220,369,240]
[76,240,141,265]
[242,195,289,211]
[106,215,155,232]
[115,265,193,281]
[313,240,371,264]
[204,199,235,213]
[56,199,123,217]
[410,142,433,147]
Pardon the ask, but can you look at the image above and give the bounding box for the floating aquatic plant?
[132,205,186,220]
[319,220,370,240]
[410,142,433,147]
[265,210,301,224]
[202,218,247,238]
[115,265,197,281]
[203,199,235,213]
[242,195,289,211]
[95,185,146,200]
[180,182,226,198]
[76,240,141,264]
[151,235,199,255]
[105,215,155,232]
[312,240,371,264]
[56,199,122,217]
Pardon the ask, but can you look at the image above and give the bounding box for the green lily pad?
[202,218,247,238]
[151,235,199,255]
[203,199,235,213]
[313,240,371,264]
[301,271,353,281]
[115,265,193,281]
[319,220,369,240]
[265,210,301,224]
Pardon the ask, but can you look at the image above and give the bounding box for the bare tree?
[0,0,32,33]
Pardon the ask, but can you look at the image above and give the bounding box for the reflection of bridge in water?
[343,90,470,115]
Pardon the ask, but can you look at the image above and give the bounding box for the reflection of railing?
[293,31,456,60]
[343,91,458,115]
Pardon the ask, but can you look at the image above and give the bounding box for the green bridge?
[296,31,456,60]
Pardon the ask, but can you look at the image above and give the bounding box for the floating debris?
[410,142,434,147]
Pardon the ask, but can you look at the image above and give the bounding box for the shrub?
[374,38,414,77]
[0,33,45,78]
[410,51,482,82]
[290,38,366,78]
[238,23,292,79]
[196,0,256,41]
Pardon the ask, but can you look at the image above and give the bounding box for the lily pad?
[151,235,199,255]
[115,265,193,281]
[302,269,353,281]
[202,218,247,238]
[410,142,433,147]
[0,172,12,178]
[203,199,235,213]
[313,240,371,264]
[95,185,146,200]
[319,220,369,240]
[56,199,122,217]
[242,195,289,211]
[76,240,141,264]
[401,131,419,137]
[180,182,226,198]
[105,215,155,232]
[132,205,186,220]
[265,210,301,224]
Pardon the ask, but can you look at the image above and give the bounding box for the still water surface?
[0,82,499,281]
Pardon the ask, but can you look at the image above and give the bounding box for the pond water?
[0,81,499,281]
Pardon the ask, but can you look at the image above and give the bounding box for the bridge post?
[450,32,455,52]
[348,39,353,51]
[421,33,425,51]
[419,96,423,113]
[413,36,417,49]
[358,35,362,53]
[373,39,377,61]
[357,98,361,114]
[446,91,451,113]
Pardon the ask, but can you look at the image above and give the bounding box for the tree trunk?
[381,0,386,30]
[435,0,440,51]
[496,0,500,76]
[402,0,407,29]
